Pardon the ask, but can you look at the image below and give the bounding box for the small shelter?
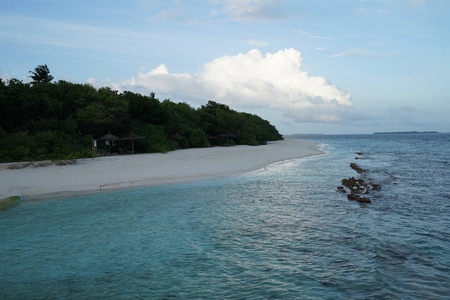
[122,132,145,154]
[217,132,238,146]
[217,132,237,139]
[169,132,186,140]
[97,133,122,153]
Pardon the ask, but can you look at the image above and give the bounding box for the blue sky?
[1,0,449,134]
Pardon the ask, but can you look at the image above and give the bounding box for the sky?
[1,0,449,134]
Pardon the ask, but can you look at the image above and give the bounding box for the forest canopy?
[0,74,283,163]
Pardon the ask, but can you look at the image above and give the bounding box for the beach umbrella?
[122,132,145,154]
[97,133,122,153]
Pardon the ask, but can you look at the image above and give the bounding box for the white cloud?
[219,0,287,22]
[97,48,355,123]
[328,49,373,58]
[0,15,158,54]
[356,7,388,14]
[147,8,189,22]
[328,49,399,58]
[353,0,425,14]
[142,0,288,24]
[246,39,268,46]
[412,0,426,6]
[296,30,344,40]
[357,8,369,13]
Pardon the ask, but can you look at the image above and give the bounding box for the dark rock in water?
[341,176,372,203]
[350,163,367,174]
[337,186,347,193]
[357,197,371,203]
[347,194,359,201]
[341,177,373,195]
[342,177,368,190]
[347,194,371,203]
[370,183,382,190]
[342,177,356,189]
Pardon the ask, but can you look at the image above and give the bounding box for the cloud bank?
[101,48,354,123]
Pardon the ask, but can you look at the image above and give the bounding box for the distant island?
[373,131,439,134]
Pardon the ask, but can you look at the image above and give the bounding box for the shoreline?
[0,138,324,201]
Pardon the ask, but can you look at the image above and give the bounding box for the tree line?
[0,66,283,163]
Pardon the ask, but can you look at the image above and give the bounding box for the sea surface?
[1,133,449,299]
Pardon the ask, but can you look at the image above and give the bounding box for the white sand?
[0,139,323,200]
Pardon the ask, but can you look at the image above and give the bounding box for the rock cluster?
[341,177,370,194]
[336,152,382,204]
[347,194,371,203]
[337,177,372,203]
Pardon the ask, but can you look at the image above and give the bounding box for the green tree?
[126,91,161,124]
[77,102,113,135]
[0,71,283,163]
[29,64,54,84]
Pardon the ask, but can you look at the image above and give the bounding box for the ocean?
[1,133,449,299]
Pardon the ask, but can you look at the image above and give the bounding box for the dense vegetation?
[0,67,282,163]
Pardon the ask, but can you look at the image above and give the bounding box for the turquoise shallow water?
[1,134,449,299]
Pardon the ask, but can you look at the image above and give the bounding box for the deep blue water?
[1,133,449,299]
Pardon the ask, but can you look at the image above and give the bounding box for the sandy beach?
[0,138,323,200]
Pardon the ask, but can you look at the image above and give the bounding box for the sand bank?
[0,139,323,200]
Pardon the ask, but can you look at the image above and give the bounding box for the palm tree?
[29,64,54,84]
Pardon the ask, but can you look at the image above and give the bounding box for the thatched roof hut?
[122,132,145,154]
[97,133,122,142]
[97,133,122,153]
[217,132,237,139]
[169,132,186,139]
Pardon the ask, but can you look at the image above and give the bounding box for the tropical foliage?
[0,68,283,163]
[29,64,54,84]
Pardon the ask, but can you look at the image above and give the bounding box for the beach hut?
[217,132,238,146]
[169,132,188,148]
[169,132,186,140]
[122,132,145,154]
[217,132,237,139]
[97,133,122,153]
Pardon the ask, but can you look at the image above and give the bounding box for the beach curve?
[0,138,323,201]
